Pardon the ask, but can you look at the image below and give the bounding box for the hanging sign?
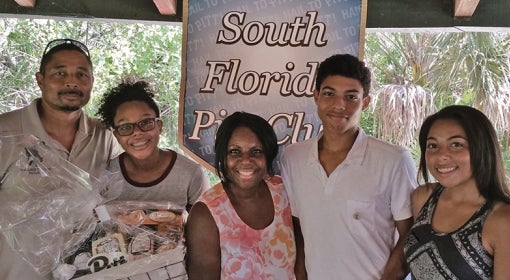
[179,0,366,172]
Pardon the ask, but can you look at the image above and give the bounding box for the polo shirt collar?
[23,98,89,142]
[348,128,368,165]
[23,98,49,139]
[307,128,368,166]
[306,131,321,166]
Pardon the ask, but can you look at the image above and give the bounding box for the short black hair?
[418,105,510,203]
[315,54,371,97]
[39,38,92,73]
[97,77,160,128]
[214,112,278,183]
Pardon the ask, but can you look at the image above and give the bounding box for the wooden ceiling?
[12,0,178,15]
[454,0,479,17]
[2,0,508,31]
[10,0,477,18]
[11,0,480,17]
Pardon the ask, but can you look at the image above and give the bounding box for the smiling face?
[225,126,268,190]
[113,100,162,160]
[425,118,475,189]
[36,50,93,112]
[314,75,370,134]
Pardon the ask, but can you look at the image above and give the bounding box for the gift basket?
[63,201,187,280]
[0,135,187,280]
[0,134,101,277]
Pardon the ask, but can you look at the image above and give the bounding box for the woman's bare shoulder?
[412,183,437,200]
[411,183,438,217]
[487,202,510,225]
[483,201,510,254]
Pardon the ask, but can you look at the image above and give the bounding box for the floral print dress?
[198,176,296,280]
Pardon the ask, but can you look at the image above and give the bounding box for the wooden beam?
[152,0,177,15]
[13,0,36,7]
[454,0,480,17]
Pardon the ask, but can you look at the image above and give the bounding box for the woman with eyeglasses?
[97,77,209,211]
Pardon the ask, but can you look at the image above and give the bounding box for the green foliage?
[0,17,223,184]
[365,32,510,178]
[1,19,181,148]
[1,19,508,183]
[360,109,374,136]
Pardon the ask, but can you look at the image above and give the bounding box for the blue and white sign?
[179,0,366,172]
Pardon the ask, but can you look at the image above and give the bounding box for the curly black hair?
[97,77,160,128]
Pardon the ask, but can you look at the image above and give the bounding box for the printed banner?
[179,0,366,172]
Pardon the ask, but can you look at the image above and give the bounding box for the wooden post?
[454,0,480,17]
[152,0,177,15]
[14,0,36,7]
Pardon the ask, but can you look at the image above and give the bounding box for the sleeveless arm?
[411,183,436,221]
[185,202,221,280]
[485,203,510,279]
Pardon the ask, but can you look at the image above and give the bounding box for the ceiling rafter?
[13,0,177,16]
[13,0,35,7]
[152,0,177,15]
[454,0,480,17]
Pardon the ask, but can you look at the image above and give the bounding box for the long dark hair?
[418,105,510,203]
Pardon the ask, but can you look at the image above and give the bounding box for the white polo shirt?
[280,129,416,279]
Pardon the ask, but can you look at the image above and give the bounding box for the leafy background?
[1,18,509,184]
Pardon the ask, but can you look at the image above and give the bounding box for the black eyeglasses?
[113,118,161,136]
[43,38,90,58]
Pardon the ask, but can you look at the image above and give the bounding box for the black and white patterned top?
[404,185,494,280]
